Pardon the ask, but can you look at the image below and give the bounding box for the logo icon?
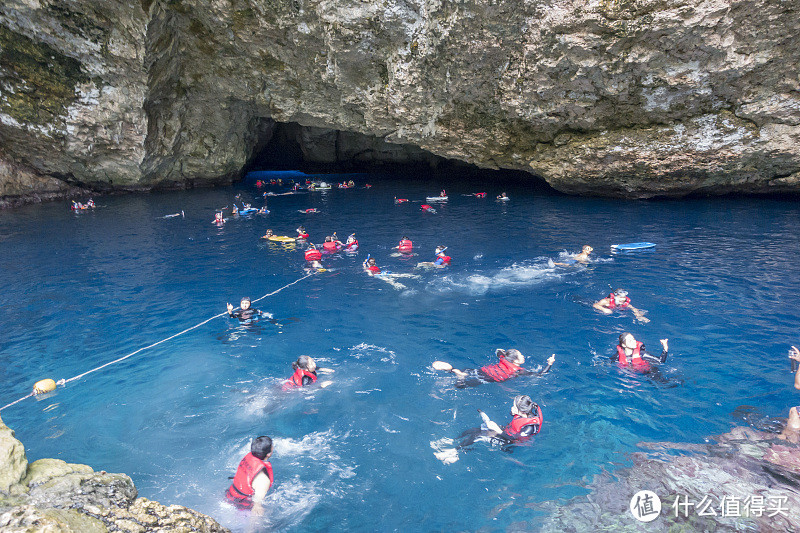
[630,490,661,522]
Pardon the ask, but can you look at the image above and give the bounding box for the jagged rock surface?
[0,414,229,533]
[541,426,800,531]
[2,0,800,201]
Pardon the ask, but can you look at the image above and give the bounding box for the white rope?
[0,273,314,412]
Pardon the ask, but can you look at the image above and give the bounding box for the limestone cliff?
[1,0,799,201]
[0,414,229,532]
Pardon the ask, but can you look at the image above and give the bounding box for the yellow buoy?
[33,378,57,395]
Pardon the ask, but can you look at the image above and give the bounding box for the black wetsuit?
[229,308,261,321]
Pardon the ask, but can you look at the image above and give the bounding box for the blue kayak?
[611,242,656,250]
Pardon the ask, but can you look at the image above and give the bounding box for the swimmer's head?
[582,245,593,253]
[613,288,628,303]
[240,297,251,310]
[298,226,305,231]
[435,246,447,255]
[294,355,316,372]
[511,395,534,416]
[496,348,524,365]
[401,236,409,241]
[368,258,376,265]
[266,229,273,235]
[619,332,637,349]
[325,236,332,242]
[251,435,273,459]
[347,233,356,243]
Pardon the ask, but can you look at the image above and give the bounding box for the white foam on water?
[431,259,566,295]
[348,343,398,365]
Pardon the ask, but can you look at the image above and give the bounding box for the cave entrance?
[245,121,556,191]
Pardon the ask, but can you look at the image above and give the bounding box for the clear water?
[2,171,800,531]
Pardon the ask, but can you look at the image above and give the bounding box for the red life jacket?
[398,239,413,253]
[480,356,522,382]
[323,241,339,252]
[504,405,543,438]
[395,198,408,203]
[607,293,630,310]
[439,256,451,264]
[617,341,650,371]
[283,368,318,390]
[345,240,359,250]
[297,233,309,239]
[305,249,322,261]
[368,265,381,273]
[421,204,432,211]
[226,453,273,508]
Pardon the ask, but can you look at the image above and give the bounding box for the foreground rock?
[0,414,228,533]
[541,426,800,531]
[2,0,800,201]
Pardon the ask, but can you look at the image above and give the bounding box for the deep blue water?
[2,171,800,531]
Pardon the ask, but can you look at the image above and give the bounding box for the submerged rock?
[541,425,800,531]
[0,414,229,532]
[1,0,800,201]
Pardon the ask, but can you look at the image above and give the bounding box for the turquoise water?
[1,171,800,531]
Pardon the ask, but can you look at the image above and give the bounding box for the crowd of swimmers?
[223,236,687,514]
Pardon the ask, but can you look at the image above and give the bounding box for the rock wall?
[0,414,228,532]
[2,0,800,201]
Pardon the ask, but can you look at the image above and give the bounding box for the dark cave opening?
[244,121,557,192]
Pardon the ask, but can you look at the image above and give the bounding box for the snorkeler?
[497,192,509,200]
[226,435,273,513]
[226,297,264,322]
[593,288,650,323]
[394,197,409,204]
[363,256,381,275]
[434,246,451,266]
[614,333,668,372]
[296,226,309,240]
[421,204,436,213]
[299,208,318,214]
[396,237,413,253]
[87,198,95,208]
[213,211,225,224]
[261,229,274,239]
[344,233,359,251]
[282,355,334,390]
[322,234,343,252]
[554,245,593,266]
[785,347,800,433]
[433,349,555,388]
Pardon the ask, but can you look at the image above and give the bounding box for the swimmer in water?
[593,288,649,323]
[282,355,334,390]
[363,256,381,275]
[213,211,225,224]
[257,206,268,214]
[439,189,447,197]
[344,233,358,250]
[434,246,451,266]
[433,349,555,388]
[261,229,274,239]
[456,395,544,449]
[231,204,239,216]
[226,297,265,322]
[497,192,509,200]
[226,435,273,514]
[614,333,668,371]
[394,197,409,204]
[296,226,309,240]
[87,198,95,208]
[783,346,800,439]
[554,245,593,266]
